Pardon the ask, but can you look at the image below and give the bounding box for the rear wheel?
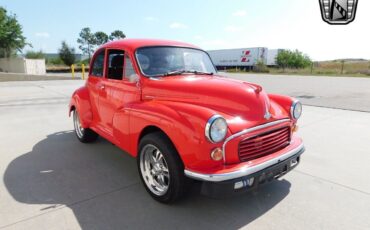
[138,132,188,203]
[73,110,98,143]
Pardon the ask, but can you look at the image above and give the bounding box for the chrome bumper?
[184,143,305,182]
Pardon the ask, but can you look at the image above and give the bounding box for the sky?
[1,0,369,61]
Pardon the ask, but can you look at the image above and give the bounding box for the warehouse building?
[208,48,281,70]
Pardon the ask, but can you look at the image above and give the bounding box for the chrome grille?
[238,127,291,162]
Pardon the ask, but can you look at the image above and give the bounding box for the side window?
[91,50,105,77]
[124,55,138,82]
[107,50,125,80]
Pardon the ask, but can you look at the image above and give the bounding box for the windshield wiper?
[162,70,214,77]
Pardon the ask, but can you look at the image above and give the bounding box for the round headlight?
[291,100,302,119]
[205,115,228,143]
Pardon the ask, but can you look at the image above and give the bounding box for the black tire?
[73,110,98,143]
[137,132,189,203]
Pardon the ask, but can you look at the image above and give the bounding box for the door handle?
[100,85,105,90]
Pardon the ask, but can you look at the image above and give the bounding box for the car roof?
[101,38,201,52]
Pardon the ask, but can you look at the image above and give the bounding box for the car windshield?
[135,47,217,77]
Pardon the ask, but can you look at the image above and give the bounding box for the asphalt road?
[0,75,369,230]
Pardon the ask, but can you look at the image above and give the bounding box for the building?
[208,48,281,70]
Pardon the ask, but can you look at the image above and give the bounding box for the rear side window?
[91,50,105,77]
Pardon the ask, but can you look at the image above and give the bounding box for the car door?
[98,48,141,137]
[87,48,106,127]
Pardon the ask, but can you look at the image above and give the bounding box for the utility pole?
[311,62,314,74]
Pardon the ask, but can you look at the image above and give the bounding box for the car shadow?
[3,131,291,230]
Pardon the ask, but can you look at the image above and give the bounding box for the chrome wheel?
[140,144,170,196]
[73,111,84,139]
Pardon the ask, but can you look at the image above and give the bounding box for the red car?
[69,39,304,203]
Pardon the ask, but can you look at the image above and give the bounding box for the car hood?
[142,75,288,131]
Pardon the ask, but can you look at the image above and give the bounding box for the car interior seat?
[109,54,124,80]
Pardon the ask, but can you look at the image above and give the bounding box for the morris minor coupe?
[69,39,304,203]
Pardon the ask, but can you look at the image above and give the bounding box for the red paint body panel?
[69,39,303,174]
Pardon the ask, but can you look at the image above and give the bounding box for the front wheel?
[73,110,98,143]
[138,132,188,203]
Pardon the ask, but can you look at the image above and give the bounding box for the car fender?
[268,94,294,119]
[69,86,93,128]
[112,101,227,170]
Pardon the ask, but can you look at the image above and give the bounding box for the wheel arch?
[139,125,168,143]
[69,105,76,114]
[69,86,93,128]
[138,125,182,162]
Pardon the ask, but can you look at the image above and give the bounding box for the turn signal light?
[210,148,223,161]
[292,125,299,132]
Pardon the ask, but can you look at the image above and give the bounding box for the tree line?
[77,27,125,59]
[1,6,126,66]
[55,28,126,66]
[276,49,312,70]
[0,7,28,58]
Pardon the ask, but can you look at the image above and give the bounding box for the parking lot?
[0,74,370,230]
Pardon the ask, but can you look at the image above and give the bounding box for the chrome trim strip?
[184,143,304,182]
[221,119,290,163]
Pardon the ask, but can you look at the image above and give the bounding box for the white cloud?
[144,16,158,21]
[232,10,247,17]
[194,35,203,40]
[169,22,188,29]
[35,32,50,38]
[224,25,244,32]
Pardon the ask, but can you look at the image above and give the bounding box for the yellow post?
[82,64,85,80]
[71,64,75,79]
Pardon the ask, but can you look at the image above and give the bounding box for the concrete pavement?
[0,77,370,230]
[225,73,370,112]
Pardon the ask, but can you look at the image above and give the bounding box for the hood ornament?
[263,94,272,120]
[264,111,272,120]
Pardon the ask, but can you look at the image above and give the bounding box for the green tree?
[0,7,29,58]
[59,41,76,66]
[94,31,109,46]
[276,50,288,71]
[109,30,126,41]
[276,49,311,71]
[77,27,95,60]
[25,50,45,59]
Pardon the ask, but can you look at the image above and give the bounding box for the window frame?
[134,46,218,78]
[105,48,126,81]
[89,48,106,78]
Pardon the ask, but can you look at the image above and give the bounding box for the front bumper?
[200,148,303,197]
[185,143,304,182]
[184,144,305,197]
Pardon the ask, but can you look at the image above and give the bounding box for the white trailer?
[266,49,282,66]
[208,47,268,69]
